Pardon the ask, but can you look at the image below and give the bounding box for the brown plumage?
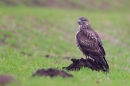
[76,17,109,71]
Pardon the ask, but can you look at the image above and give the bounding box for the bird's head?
[78,17,90,28]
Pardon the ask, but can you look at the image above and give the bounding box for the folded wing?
[76,29,109,70]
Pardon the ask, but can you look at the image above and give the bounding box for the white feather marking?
[75,25,81,39]
[89,56,95,61]
[86,23,89,25]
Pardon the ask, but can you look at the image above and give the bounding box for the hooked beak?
[78,20,82,25]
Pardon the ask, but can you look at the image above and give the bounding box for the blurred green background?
[0,0,130,86]
[0,0,130,11]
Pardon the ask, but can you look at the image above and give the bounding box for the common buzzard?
[76,17,109,71]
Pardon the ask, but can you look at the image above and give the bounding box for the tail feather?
[102,57,109,71]
[90,56,109,72]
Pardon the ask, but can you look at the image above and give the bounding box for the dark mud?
[20,52,32,56]
[44,54,54,58]
[0,75,14,86]
[44,54,57,58]
[32,68,73,78]
[63,58,107,72]
[0,34,8,45]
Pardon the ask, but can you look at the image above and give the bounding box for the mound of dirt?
[44,54,55,58]
[63,58,107,72]
[0,75,15,86]
[32,68,73,78]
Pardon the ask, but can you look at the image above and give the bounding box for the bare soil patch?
[21,52,32,56]
[97,31,125,46]
[0,34,9,45]
[0,75,15,86]
[44,54,55,58]
[32,68,73,78]
[63,58,108,72]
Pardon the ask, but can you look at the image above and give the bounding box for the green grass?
[0,6,130,86]
[1,0,130,11]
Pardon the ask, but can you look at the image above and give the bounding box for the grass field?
[0,6,130,86]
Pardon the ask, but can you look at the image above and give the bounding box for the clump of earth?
[63,58,107,72]
[0,75,15,86]
[32,68,73,78]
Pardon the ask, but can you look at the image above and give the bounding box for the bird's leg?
[88,56,95,61]
[86,56,95,61]
[86,56,89,59]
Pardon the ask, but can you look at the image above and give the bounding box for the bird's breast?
[75,29,80,39]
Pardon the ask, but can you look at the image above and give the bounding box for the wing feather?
[76,29,104,57]
[76,29,109,70]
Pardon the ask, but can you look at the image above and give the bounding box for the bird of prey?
[76,17,109,71]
